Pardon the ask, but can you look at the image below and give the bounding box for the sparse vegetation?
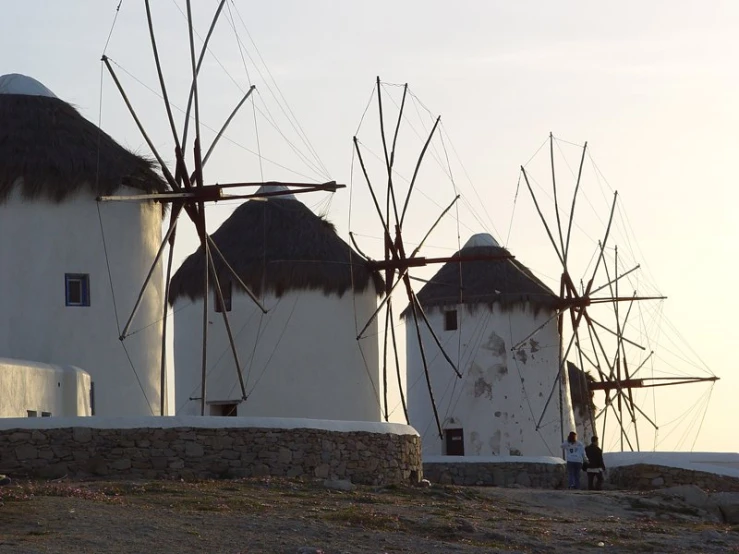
[0,478,737,553]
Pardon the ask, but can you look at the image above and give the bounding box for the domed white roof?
[0,73,57,98]
[463,233,500,249]
[255,183,296,201]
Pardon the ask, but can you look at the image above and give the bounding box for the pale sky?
[3,1,737,452]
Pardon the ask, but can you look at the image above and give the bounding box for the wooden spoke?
[201,85,256,167]
[399,116,441,228]
[182,0,227,150]
[381,300,391,421]
[144,0,183,154]
[200,238,209,416]
[206,246,247,401]
[549,133,566,258]
[119,211,180,340]
[408,291,442,438]
[388,300,409,424]
[207,235,267,314]
[520,167,565,266]
[564,141,587,264]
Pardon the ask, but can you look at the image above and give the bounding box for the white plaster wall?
[0,357,91,417]
[0,189,163,416]
[406,303,576,457]
[173,288,382,421]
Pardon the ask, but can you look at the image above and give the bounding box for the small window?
[41,412,52,418]
[65,274,90,307]
[214,281,232,313]
[27,410,37,418]
[444,309,458,331]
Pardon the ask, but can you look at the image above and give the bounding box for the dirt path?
[1,479,737,553]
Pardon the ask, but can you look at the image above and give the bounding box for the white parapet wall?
[0,357,91,417]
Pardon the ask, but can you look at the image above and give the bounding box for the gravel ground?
[1,478,737,553]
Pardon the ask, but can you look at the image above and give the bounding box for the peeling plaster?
[482,331,506,357]
[473,377,492,400]
[514,349,528,364]
[529,338,540,353]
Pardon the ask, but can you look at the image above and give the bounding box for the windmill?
[96,0,340,415]
[511,133,719,451]
[349,77,513,437]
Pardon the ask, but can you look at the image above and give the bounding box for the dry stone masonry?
[423,457,565,488]
[0,418,421,485]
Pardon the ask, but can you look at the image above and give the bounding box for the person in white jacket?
[561,431,586,489]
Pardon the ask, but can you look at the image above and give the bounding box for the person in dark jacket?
[584,436,606,490]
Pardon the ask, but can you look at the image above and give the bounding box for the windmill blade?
[520,167,565,267]
[389,83,408,169]
[407,284,462,378]
[182,0,227,150]
[207,235,267,314]
[564,141,587,264]
[549,133,566,257]
[381,300,391,421]
[536,331,578,429]
[629,350,655,379]
[407,295,443,438]
[201,85,256,167]
[591,264,640,295]
[185,0,203,172]
[399,115,441,228]
[144,0,183,154]
[410,194,460,259]
[585,192,618,293]
[587,316,646,351]
[388,300,409,424]
[353,137,396,251]
[119,210,180,340]
[101,57,178,190]
[376,76,402,226]
[206,246,247,401]
[199,238,210,416]
[355,269,407,340]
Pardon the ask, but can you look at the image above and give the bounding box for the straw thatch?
[403,244,560,317]
[568,361,597,416]
[168,197,384,305]
[0,93,166,203]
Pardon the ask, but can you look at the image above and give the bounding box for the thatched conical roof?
[404,233,560,316]
[168,191,384,305]
[0,74,166,203]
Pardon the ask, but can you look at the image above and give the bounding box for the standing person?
[585,436,606,490]
[561,431,586,489]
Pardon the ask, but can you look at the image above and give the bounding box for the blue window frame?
[65,273,90,307]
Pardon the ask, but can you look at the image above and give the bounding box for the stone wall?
[0,420,421,485]
[608,464,739,492]
[423,460,565,488]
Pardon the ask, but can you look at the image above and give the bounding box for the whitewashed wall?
[173,288,382,421]
[0,189,163,416]
[0,357,91,417]
[406,303,576,457]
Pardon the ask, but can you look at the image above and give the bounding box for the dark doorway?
[444,428,465,456]
[210,402,239,416]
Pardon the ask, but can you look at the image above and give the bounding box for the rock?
[314,464,330,479]
[296,548,324,554]
[651,477,665,487]
[323,479,356,492]
[657,485,709,508]
[710,492,739,524]
[419,479,431,488]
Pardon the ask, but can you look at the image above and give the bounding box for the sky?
[2,1,737,452]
